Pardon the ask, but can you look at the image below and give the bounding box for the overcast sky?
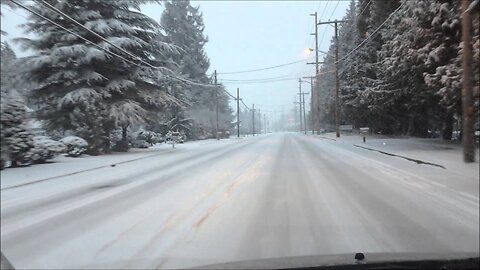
[1,1,349,116]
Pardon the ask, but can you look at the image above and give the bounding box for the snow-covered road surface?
[1,133,479,269]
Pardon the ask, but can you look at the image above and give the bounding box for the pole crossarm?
[317,19,352,26]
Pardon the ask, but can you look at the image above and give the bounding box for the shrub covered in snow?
[131,139,150,149]
[29,136,66,164]
[109,129,134,152]
[136,131,163,145]
[59,136,88,157]
[1,89,34,168]
[165,131,185,143]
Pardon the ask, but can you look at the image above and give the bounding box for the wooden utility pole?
[316,20,350,138]
[302,91,308,135]
[461,0,475,162]
[311,12,319,134]
[214,70,219,139]
[236,88,240,138]
[312,12,319,80]
[298,79,303,132]
[252,104,256,136]
[307,13,330,134]
[258,110,261,135]
[303,76,316,134]
[264,114,267,133]
[334,21,340,138]
[299,92,310,135]
[293,98,299,131]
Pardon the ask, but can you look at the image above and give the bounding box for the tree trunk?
[407,115,415,136]
[122,126,127,142]
[442,112,454,140]
[118,125,129,152]
[104,128,111,153]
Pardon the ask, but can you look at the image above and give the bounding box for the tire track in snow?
[1,139,253,221]
[1,137,268,262]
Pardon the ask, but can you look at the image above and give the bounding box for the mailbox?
[360,127,369,143]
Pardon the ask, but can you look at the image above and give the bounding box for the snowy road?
[1,133,479,269]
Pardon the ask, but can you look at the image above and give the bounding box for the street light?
[308,48,333,57]
[301,79,315,135]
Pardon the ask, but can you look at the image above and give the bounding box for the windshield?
[1,0,479,269]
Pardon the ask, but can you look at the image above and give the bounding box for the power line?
[39,0,156,71]
[317,1,343,57]
[13,0,222,91]
[220,87,236,99]
[240,99,251,110]
[359,0,373,18]
[2,5,28,20]
[35,0,217,89]
[222,69,334,84]
[328,1,340,20]
[216,57,315,75]
[338,0,372,42]
[12,0,235,96]
[255,103,290,107]
[21,0,243,116]
[318,0,330,22]
[219,70,311,82]
[220,77,298,84]
[336,1,405,64]
[10,0,142,68]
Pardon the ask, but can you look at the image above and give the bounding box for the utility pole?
[293,98,299,131]
[461,0,475,162]
[311,12,319,79]
[274,111,277,132]
[298,79,310,135]
[264,114,267,133]
[302,91,307,135]
[298,79,303,132]
[300,91,310,135]
[317,20,350,138]
[303,76,315,134]
[307,12,327,134]
[252,104,256,136]
[214,70,219,139]
[311,12,320,134]
[258,110,261,135]
[236,87,240,138]
[334,22,340,138]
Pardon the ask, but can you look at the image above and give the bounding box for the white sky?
[0,1,349,116]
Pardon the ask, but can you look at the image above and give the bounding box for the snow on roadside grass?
[1,145,167,189]
[0,139,239,189]
[317,132,479,178]
[0,140,227,189]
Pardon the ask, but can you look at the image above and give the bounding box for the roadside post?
[168,131,180,149]
[360,127,369,143]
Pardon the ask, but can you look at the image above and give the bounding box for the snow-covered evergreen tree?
[341,0,400,130]
[160,0,233,138]
[423,0,479,139]
[160,0,210,95]
[1,42,35,168]
[374,1,425,135]
[373,0,473,137]
[317,41,336,130]
[332,0,477,138]
[0,90,35,167]
[337,0,362,127]
[18,0,178,154]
